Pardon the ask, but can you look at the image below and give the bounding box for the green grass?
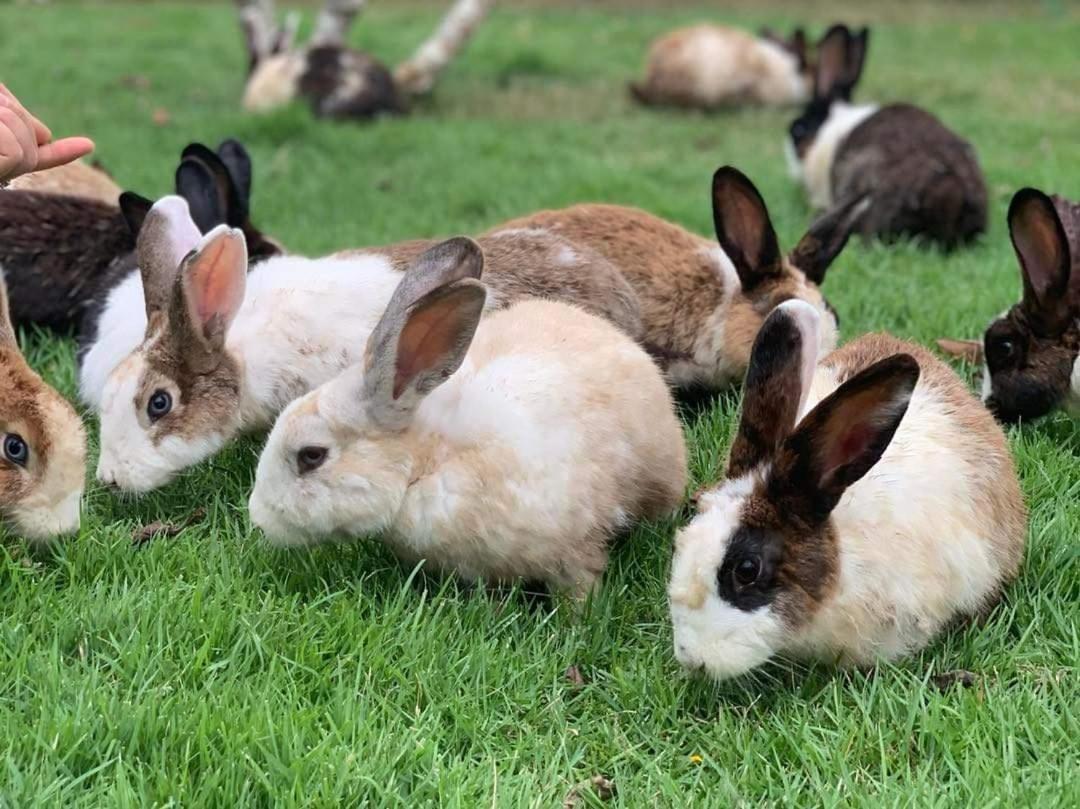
[2,1,1079,805]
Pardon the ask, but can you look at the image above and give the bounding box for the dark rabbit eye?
[790,120,808,141]
[733,556,762,587]
[3,434,28,467]
[147,390,173,421]
[297,446,329,474]
[988,336,1020,368]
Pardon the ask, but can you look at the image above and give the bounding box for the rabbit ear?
[216,139,253,207]
[814,24,850,99]
[773,354,919,523]
[178,143,246,228]
[137,196,203,319]
[363,237,486,430]
[838,27,870,99]
[0,273,18,349]
[1009,188,1073,331]
[712,166,784,291]
[937,338,984,364]
[727,301,821,479]
[789,27,809,70]
[789,194,870,284]
[119,191,153,239]
[176,225,248,355]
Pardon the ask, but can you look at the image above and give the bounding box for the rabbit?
[240,0,493,120]
[9,158,121,205]
[0,139,281,334]
[669,300,1026,681]
[786,25,987,250]
[248,237,687,598]
[499,165,869,390]
[86,196,643,493]
[0,273,86,541]
[938,189,1080,423]
[630,24,810,109]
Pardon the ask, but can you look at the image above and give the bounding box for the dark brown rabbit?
[787,25,987,250]
[939,189,1080,423]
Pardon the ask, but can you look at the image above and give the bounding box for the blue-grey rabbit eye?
[147,390,172,421]
[3,434,28,467]
[297,446,328,474]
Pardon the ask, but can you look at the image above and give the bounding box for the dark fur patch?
[299,46,405,119]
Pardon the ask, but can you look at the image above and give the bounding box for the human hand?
[0,84,94,184]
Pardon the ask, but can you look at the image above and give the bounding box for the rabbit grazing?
[939,189,1080,423]
[0,275,86,541]
[786,25,987,250]
[669,301,1025,681]
[249,238,687,598]
[630,24,810,110]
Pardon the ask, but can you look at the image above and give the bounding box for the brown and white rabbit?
[9,159,121,205]
[239,0,493,119]
[631,24,810,109]
[0,139,280,334]
[669,300,1026,681]
[0,275,86,541]
[500,166,868,389]
[86,196,641,493]
[249,237,686,598]
[786,25,987,250]
[939,189,1080,423]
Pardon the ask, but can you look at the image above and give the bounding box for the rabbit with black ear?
[501,166,868,389]
[939,189,1080,423]
[0,274,86,541]
[249,238,686,598]
[670,301,1026,681]
[787,25,987,250]
[630,24,810,109]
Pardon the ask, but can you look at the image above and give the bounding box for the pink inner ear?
[831,423,874,473]
[185,230,247,335]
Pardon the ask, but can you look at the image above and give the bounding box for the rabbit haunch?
[669,302,1025,681]
[249,238,686,597]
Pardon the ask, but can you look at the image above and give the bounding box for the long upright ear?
[119,191,153,239]
[789,27,809,71]
[712,166,784,291]
[836,26,869,100]
[178,144,245,229]
[216,139,253,206]
[136,196,203,319]
[773,353,919,522]
[363,237,486,430]
[176,225,248,354]
[727,301,821,479]
[0,273,18,349]
[788,194,871,284]
[814,25,851,99]
[1009,188,1072,331]
[937,338,984,365]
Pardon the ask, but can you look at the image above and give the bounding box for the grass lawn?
[2,1,1078,805]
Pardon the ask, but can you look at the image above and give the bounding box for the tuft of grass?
[1,2,1078,805]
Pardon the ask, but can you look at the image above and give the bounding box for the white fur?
[798,102,878,209]
[79,271,148,409]
[1067,354,1080,415]
[93,251,406,492]
[243,52,305,112]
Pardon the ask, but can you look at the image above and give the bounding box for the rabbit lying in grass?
[249,237,687,598]
[670,301,1026,680]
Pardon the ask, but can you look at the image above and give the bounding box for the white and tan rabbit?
[501,166,869,389]
[85,196,642,493]
[0,275,86,541]
[939,189,1080,423]
[787,25,987,250]
[631,24,810,109]
[249,237,687,597]
[669,301,1026,680]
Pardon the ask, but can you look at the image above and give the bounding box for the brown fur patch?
[10,160,121,205]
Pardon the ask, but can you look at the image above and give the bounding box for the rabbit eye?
[297,446,329,474]
[147,390,173,421]
[3,434,28,467]
[733,556,762,587]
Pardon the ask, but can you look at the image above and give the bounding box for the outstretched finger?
[34,136,95,171]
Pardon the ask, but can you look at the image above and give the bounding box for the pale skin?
[0,84,94,183]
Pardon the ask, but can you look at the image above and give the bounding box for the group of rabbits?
[0,18,1074,685]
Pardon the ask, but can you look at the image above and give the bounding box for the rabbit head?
[96,197,248,492]
[940,190,1079,423]
[669,301,918,680]
[0,276,86,540]
[249,237,485,544]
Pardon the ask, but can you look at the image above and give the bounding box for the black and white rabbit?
[786,25,987,250]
